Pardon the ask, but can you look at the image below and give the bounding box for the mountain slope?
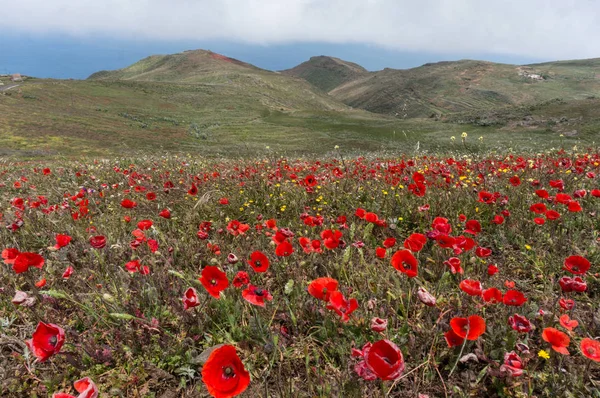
[88,50,348,112]
[280,56,368,92]
[329,59,600,117]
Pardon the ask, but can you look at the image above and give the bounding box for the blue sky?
[1,0,597,79]
[1,33,546,79]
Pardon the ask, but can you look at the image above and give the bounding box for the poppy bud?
[227,253,239,264]
[417,287,436,307]
[500,351,524,377]
[370,317,388,332]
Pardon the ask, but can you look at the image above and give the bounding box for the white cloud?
[2,0,599,59]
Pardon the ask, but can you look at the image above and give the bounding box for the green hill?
[327,58,600,117]
[280,56,368,92]
[88,49,347,112]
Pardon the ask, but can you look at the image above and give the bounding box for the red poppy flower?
[408,182,426,197]
[62,266,74,280]
[482,287,502,304]
[549,179,565,191]
[417,287,436,307]
[464,220,481,235]
[503,290,527,306]
[432,217,452,234]
[120,199,137,208]
[227,220,250,236]
[275,241,294,257]
[534,217,545,225]
[201,345,250,398]
[559,297,575,310]
[232,271,250,288]
[188,183,198,196]
[555,193,572,204]
[542,327,570,355]
[529,203,547,214]
[364,339,405,380]
[459,279,483,296]
[89,235,106,249]
[370,317,388,332]
[475,247,492,258]
[500,351,523,377]
[35,278,47,288]
[137,219,153,231]
[508,314,533,333]
[199,266,229,299]
[375,247,387,258]
[303,174,317,187]
[563,255,590,275]
[27,322,65,362]
[559,314,578,331]
[592,189,600,198]
[383,237,396,248]
[492,215,505,225]
[364,212,379,223]
[183,287,200,310]
[545,210,560,220]
[243,252,268,274]
[242,285,273,307]
[159,209,171,219]
[326,290,358,322]
[390,249,418,278]
[535,189,549,199]
[580,338,600,362]
[355,208,366,219]
[163,181,173,193]
[478,191,496,204]
[450,315,486,340]
[487,264,499,276]
[567,200,582,212]
[571,277,587,292]
[52,377,98,398]
[403,233,427,252]
[146,192,157,201]
[13,252,45,274]
[435,235,456,249]
[444,329,465,347]
[2,248,20,264]
[54,234,72,249]
[559,276,587,293]
[509,175,521,186]
[444,257,463,274]
[308,277,339,301]
[321,229,342,249]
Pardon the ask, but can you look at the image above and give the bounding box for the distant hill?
[328,59,600,117]
[88,50,348,112]
[280,56,368,92]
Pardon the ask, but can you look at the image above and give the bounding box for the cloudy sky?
[2,0,599,78]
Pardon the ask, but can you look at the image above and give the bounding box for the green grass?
[1,79,597,160]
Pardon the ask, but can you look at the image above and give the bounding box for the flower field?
[1,149,599,397]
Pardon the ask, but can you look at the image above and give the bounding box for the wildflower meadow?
[1,148,599,397]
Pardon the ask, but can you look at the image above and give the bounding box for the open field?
[1,150,599,397]
[1,78,598,160]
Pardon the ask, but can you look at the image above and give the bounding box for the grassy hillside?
[280,56,368,92]
[2,50,600,160]
[89,49,348,113]
[0,77,596,159]
[329,59,600,117]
